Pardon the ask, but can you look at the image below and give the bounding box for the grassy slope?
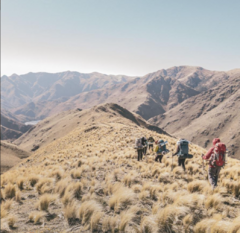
[0,141,30,174]
[1,106,240,232]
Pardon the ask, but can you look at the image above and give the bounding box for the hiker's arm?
[173,145,180,156]
[155,146,159,153]
[202,148,213,160]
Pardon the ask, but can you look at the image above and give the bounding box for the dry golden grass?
[64,201,78,224]
[4,183,16,199]
[109,185,135,212]
[78,200,102,225]
[37,194,57,211]
[17,177,25,190]
[7,215,17,228]
[29,211,46,224]
[1,114,240,232]
[205,193,223,210]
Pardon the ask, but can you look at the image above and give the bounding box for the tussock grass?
[7,215,17,228]
[4,184,16,199]
[29,211,46,224]
[28,175,39,187]
[187,180,209,193]
[15,190,21,202]
[119,206,140,231]
[2,199,13,211]
[78,200,102,225]
[1,204,8,219]
[90,211,104,232]
[37,194,57,211]
[156,205,190,232]
[158,172,171,184]
[194,218,217,232]
[17,177,25,190]
[102,215,120,232]
[109,185,135,212]
[205,193,223,209]
[55,178,71,197]
[36,178,54,194]
[64,201,78,225]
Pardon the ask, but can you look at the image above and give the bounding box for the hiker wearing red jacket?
[202,138,226,189]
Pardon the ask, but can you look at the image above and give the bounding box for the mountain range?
[1,66,240,158]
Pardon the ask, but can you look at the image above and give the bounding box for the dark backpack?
[211,143,226,167]
[142,137,147,146]
[178,140,189,158]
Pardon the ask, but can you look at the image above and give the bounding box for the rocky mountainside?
[1,110,32,140]
[149,75,240,158]
[4,66,240,123]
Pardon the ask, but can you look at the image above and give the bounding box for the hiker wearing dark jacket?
[148,136,155,151]
[135,138,144,161]
[142,137,148,155]
[202,138,224,189]
[172,139,187,171]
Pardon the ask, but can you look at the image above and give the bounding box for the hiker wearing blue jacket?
[172,139,189,171]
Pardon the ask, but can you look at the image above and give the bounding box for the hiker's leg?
[138,150,140,161]
[178,157,181,167]
[182,159,186,171]
[140,150,143,160]
[159,155,163,163]
[215,167,221,186]
[208,167,215,187]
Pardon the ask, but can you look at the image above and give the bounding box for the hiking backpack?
[210,143,226,167]
[157,140,166,153]
[142,137,147,146]
[135,138,143,149]
[178,140,189,155]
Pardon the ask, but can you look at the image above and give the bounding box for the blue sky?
[2,0,240,76]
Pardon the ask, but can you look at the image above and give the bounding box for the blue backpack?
[178,140,189,158]
[157,140,166,153]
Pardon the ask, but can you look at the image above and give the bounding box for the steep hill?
[1,71,134,111]
[0,141,30,174]
[1,111,32,140]
[14,103,168,152]
[1,103,240,232]
[149,75,240,158]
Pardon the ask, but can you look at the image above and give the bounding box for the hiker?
[172,139,189,171]
[155,139,167,163]
[135,138,144,161]
[142,137,148,155]
[148,136,155,151]
[202,138,226,189]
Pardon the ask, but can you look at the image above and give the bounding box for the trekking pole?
[171,153,173,171]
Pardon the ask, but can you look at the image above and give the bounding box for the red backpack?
[211,143,226,167]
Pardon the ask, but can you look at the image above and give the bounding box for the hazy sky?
[2,0,240,76]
